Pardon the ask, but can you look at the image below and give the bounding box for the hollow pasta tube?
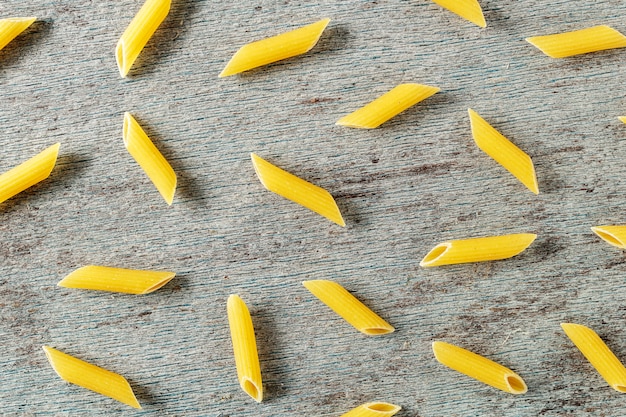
[619,116,626,124]
[526,26,626,58]
[431,0,485,28]
[42,346,141,409]
[561,323,626,393]
[432,341,527,394]
[340,402,402,417]
[251,153,344,226]
[302,280,394,336]
[58,265,176,294]
[469,109,539,194]
[591,226,626,249]
[0,17,36,51]
[0,143,60,205]
[227,294,263,402]
[219,18,330,77]
[420,233,537,267]
[123,112,176,205]
[336,84,440,129]
[116,0,171,77]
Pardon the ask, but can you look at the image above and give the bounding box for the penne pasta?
[227,294,263,402]
[619,116,626,124]
[251,153,344,226]
[340,402,402,417]
[0,17,36,51]
[42,346,141,409]
[123,112,177,205]
[561,323,626,392]
[116,0,171,77]
[431,0,486,28]
[420,233,537,267]
[0,143,60,205]
[219,18,330,77]
[432,341,527,394]
[58,265,176,294]
[336,84,440,129]
[526,25,626,58]
[302,280,394,336]
[591,225,626,249]
[469,109,539,194]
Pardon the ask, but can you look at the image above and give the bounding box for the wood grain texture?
[2,0,626,415]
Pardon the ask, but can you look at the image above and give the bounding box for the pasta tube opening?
[505,374,528,394]
[365,402,401,413]
[591,226,626,249]
[242,377,262,402]
[340,402,402,417]
[419,243,452,267]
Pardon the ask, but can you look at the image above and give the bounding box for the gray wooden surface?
[2,0,626,415]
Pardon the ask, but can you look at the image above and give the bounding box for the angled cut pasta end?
[431,0,486,28]
[363,402,402,415]
[115,39,131,78]
[503,371,528,394]
[0,17,37,51]
[241,376,263,402]
[619,116,626,124]
[219,18,331,77]
[591,226,626,249]
[420,242,452,267]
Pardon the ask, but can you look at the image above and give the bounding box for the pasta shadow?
[0,19,51,71]
[251,307,290,402]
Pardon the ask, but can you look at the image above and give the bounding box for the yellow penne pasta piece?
[591,226,626,249]
[302,280,394,336]
[420,233,537,267]
[526,25,626,58]
[0,143,60,205]
[431,0,485,28]
[58,265,175,294]
[116,0,171,77]
[432,341,527,394]
[469,109,539,194]
[340,402,402,417]
[42,346,141,409]
[251,153,344,226]
[0,17,36,51]
[219,18,330,77]
[227,294,263,402]
[618,116,626,124]
[561,323,626,392]
[336,84,440,129]
[123,112,177,205]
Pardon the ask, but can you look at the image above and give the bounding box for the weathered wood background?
[2,0,626,415]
